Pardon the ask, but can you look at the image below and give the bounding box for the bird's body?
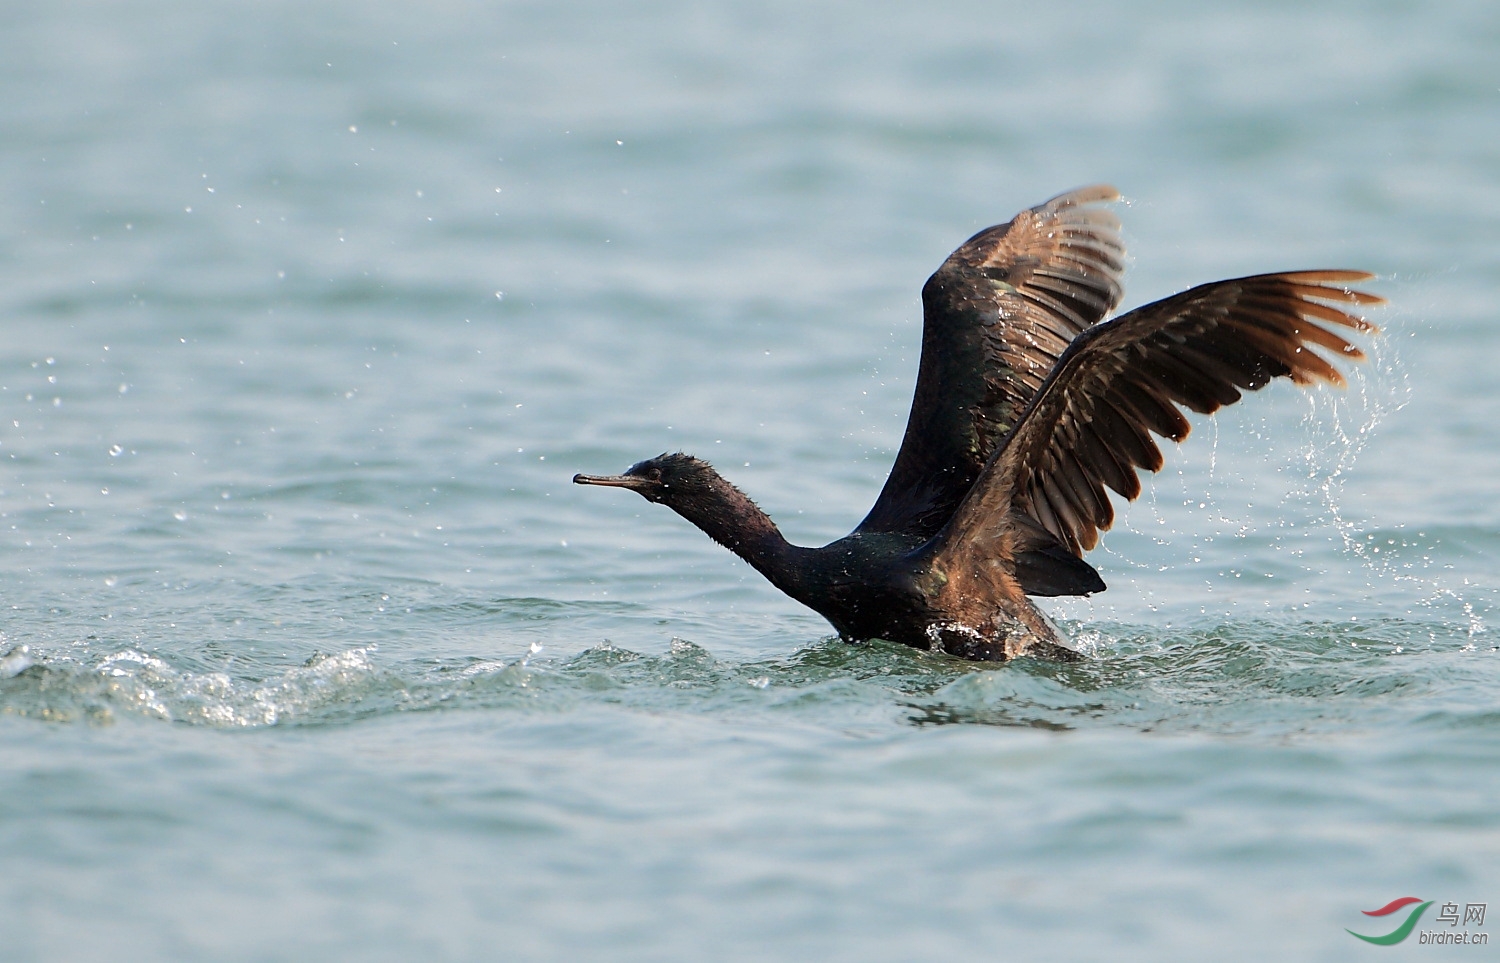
[576,187,1382,660]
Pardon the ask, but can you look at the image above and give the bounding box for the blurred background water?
[2,0,1498,959]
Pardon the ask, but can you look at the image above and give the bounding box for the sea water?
[2,1,1498,959]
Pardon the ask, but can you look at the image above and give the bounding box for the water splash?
[3,609,1490,738]
[1,644,398,727]
[1284,315,1486,639]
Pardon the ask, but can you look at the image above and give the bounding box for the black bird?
[575,186,1382,661]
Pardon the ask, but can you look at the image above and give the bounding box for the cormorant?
[574,186,1382,660]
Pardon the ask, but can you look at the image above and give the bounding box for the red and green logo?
[1347,897,1433,945]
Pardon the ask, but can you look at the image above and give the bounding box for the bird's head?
[573,452,718,505]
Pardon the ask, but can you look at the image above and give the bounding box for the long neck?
[666,472,812,598]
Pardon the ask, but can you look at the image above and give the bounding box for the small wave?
[2,614,1493,737]
[1,644,401,727]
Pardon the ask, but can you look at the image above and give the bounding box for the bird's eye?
[647,468,663,482]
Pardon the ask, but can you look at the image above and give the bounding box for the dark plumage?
[574,187,1383,660]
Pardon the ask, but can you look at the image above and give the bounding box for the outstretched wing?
[855,185,1126,540]
[926,270,1382,577]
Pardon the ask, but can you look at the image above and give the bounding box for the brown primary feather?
[930,270,1384,561]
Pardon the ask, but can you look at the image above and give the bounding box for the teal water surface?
[3,1,1499,960]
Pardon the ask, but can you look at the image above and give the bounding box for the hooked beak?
[573,472,646,490]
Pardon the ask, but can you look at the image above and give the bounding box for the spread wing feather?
[928,270,1382,569]
[855,185,1126,539]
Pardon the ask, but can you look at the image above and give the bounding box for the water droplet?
[0,645,33,679]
